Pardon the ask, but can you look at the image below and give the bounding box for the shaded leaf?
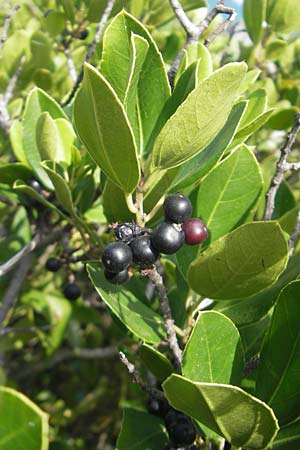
[140,344,174,382]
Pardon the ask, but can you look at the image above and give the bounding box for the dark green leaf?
[140,344,174,382]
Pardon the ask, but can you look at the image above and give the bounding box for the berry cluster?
[147,397,197,448]
[102,194,208,285]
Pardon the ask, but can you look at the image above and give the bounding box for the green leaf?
[188,222,289,300]
[187,42,213,82]
[272,418,300,449]
[36,113,75,165]
[87,264,166,343]
[10,120,27,165]
[22,88,67,189]
[140,344,174,382]
[196,146,263,242]
[150,62,247,170]
[73,63,140,193]
[171,101,247,191]
[163,374,279,449]
[0,206,31,265]
[182,312,244,385]
[116,408,167,450]
[243,0,267,44]
[100,11,170,151]
[0,163,32,185]
[142,0,206,27]
[240,89,268,128]
[0,386,49,450]
[45,11,65,36]
[266,0,300,33]
[256,281,300,425]
[59,0,75,23]
[42,162,75,216]
[102,179,134,223]
[30,32,52,69]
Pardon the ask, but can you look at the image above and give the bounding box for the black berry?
[102,242,133,273]
[63,282,81,301]
[104,269,129,285]
[165,409,197,447]
[182,218,208,245]
[147,397,170,418]
[79,29,89,40]
[46,257,62,272]
[151,222,184,254]
[28,179,43,194]
[164,194,192,224]
[130,236,159,267]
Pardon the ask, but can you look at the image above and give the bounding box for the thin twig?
[0,4,20,59]
[61,0,116,107]
[263,114,300,221]
[119,352,165,400]
[289,209,300,254]
[0,324,52,337]
[0,254,33,326]
[142,266,182,372]
[168,0,236,87]
[64,46,77,82]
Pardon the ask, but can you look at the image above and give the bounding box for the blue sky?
[208,0,243,18]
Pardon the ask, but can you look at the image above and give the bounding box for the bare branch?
[0,4,20,60]
[0,253,33,326]
[119,352,165,400]
[142,266,182,372]
[204,7,236,47]
[64,46,77,83]
[61,0,116,107]
[263,114,300,221]
[169,0,198,37]
[289,209,300,254]
[0,324,52,337]
[284,161,300,171]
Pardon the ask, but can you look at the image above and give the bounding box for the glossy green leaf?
[243,0,266,44]
[256,281,300,425]
[87,264,166,343]
[188,222,289,300]
[272,418,300,449]
[42,162,75,216]
[182,311,244,385]
[150,63,247,170]
[100,11,170,150]
[102,179,134,223]
[22,88,67,189]
[36,113,75,165]
[171,101,247,191]
[116,408,167,450]
[73,63,140,193]
[140,344,174,382]
[215,250,300,326]
[268,107,299,130]
[196,146,263,241]
[0,163,32,185]
[239,315,270,359]
[266,0,300,33]
[163,374,279,449]
[0,387,49,450]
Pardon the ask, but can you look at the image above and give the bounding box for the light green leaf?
[45,11,65,36]
[150,62,247,170]
[87,264,166,343]
[102,179,134,223]
[10,120,27,165]
[140,344,174,382]
[237,69,261,95]
[243,0,267,44]
[163,374,279,449]
[266,0,300,33]
[188,222,289,300]
[240,89,268,128]
[42,162,75,216]
[22,88,67,189]
[182,311,244,385]
[0,387,49,450]
[116,408,167,450]
[0,163,32,185]
[73,63,140,193]
[0,206,31,265]
[171,101,247,191]
[196,146,263,241]
[256,281,300,425]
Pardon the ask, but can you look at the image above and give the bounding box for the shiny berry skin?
[104,269,129,285]
[79,29,89,40]
[63,282,81,301]
[151,223,184,254]
[102,242,133,273]
[28,179,43,194]
[182,218,208,245]
[130,236,159,267]
[147,397,170,418]
[165,410,197,447]
[163,194,192,224]
[46,257,61,272]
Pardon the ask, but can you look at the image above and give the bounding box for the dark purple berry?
[151,222,184,254]
[164,194,192,224]
[130,236,159,267]
[165,410,197,447]
[104,269,129,285]
[102,242,133,273]
[46,257,61,272]
[147,397,170,418]
[79,29,89,40]
[182,218,208,245]
[63,282,81,301]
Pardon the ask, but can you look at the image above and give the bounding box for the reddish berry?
[182,218,208,245]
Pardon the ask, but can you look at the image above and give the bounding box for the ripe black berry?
[164,194,192,224]
[46,257,62,272]
[165,409,197,447]
[130,236,159,267]
[104,269,129,285]
[102,242,133,273]
[28,179,43,194]
[79,29,89,40]
[182,218,208,245]
[63,282,81,301]
[147,397,170,418]
[151,222,184,254]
